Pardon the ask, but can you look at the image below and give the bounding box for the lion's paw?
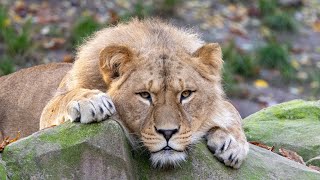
[206,129,249,169]
[67,91,116,124]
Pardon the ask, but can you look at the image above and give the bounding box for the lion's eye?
[137,92,152,102]
[180,90,194,102]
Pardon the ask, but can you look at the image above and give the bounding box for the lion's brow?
[161,58,168,91]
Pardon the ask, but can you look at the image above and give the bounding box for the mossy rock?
[133,143,319,179]
[307,156,320,167]
[2,119,320,179]
[0,159,7,180]
[2,120,134,179]
[244,100,320,162]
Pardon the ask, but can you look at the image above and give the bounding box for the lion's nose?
[155,127,179,141]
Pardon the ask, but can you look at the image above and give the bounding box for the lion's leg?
[206,101,249,168]
[40,88,116,129]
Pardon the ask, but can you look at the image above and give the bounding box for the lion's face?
[101,44,223,167]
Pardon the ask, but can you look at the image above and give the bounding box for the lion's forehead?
[137,57,197,92]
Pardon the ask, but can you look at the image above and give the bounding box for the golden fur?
[0,63,71,140]
[40,19,249,168]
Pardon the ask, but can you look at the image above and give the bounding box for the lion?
[0,63,72,140]
[39,19,249,168]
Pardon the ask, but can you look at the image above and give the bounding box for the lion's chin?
[150,150,187,168]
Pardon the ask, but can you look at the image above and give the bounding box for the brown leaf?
[279,148,305,165]
[247,6,261,17]
[13,0,27,18]
[41,125,57,130]
[229,24,247,37]
[312,20,320,32]
[249,141,275,151]
[43,38,66,50]
[109,10,120,25]
[309,165,320,172]
[0,131,20,152]
[63,54,74,63]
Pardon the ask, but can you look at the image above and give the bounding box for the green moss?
[2,117,320,179]
[0,160,7,180]
[244,100,320,160]
[246,100,320,121]
[3,122,102,178]
[36,122,105,177]
[2,120,133,179]
[2,145,37,179]
[39,121,103,148]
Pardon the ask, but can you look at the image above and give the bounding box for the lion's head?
[98,42,224,167]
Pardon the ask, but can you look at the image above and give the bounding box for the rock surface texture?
[1,100,320,179]
[244,100,320,164]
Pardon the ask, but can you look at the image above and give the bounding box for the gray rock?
[1,118,319,179]
[133,143,319,180]
[1,120,134,179]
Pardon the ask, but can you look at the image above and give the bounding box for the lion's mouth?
[149,145,187,167]
[151,145,184,154]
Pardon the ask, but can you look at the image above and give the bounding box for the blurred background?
[0,0,319,117]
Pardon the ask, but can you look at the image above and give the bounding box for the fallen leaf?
[249,141,274,151]
[291,59,300,69]
[28,3,40,14]
[254,79,269,88]
[109,10,120,25]
[260,26,271,37]
[289,87,304,95]
[279,148,305,165]
[308,165,320,172]
[43,38,66,50]
[81,10,92,17]
[310,81,320,89]
[12,14,23,23]
[230,24,247,37]
[3,18,11,27]
[13,0,27,18]
[290,47,304,54]
[41,125,56,130]
[0,131,20,152]
[256,95,278,107]
[40,26,50,35]
[208,14,224,28]
[247,6,260,17]
[312,20,320,32]
[63,54,74,63]
[297,71,308,80]
[300,54,311,65]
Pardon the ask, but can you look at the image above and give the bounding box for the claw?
[66,92,115,124]
[220,142,225,152]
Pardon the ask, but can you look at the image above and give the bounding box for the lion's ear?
[192,43,223,76]
[99,45,133,83]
